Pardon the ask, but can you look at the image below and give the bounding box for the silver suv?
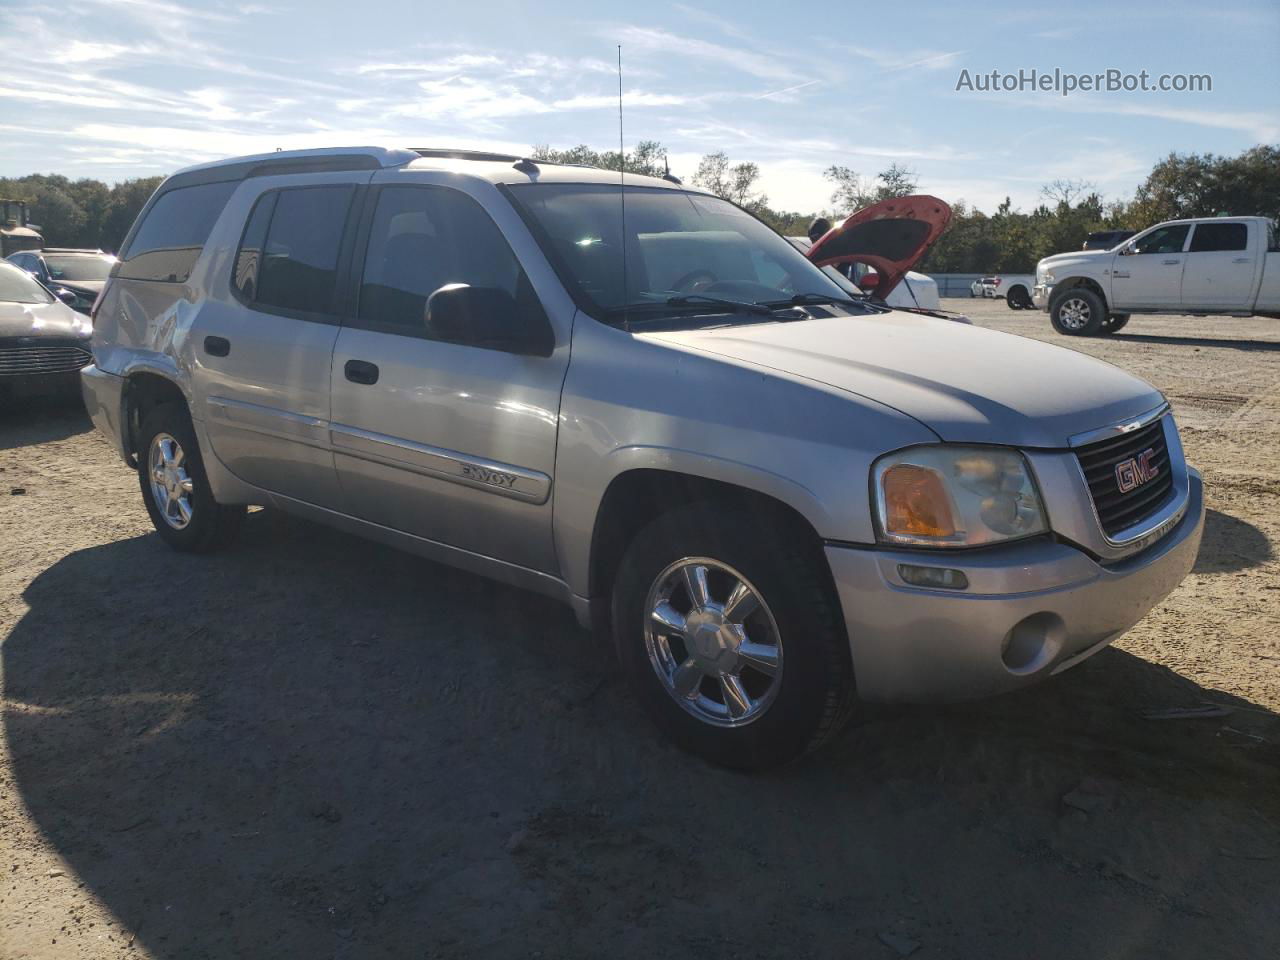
[82,146,1204,769]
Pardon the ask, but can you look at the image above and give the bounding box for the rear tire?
[137,402,244,552]
[1049,287,1106,336]
[1006,286,1031,310]
[611,501,856,770]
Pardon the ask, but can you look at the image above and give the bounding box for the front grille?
[1075,417,1175,537]
[0,345,93,377]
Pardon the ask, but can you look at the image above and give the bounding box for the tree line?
[535,142,1279,273]
[3,144,1275,272]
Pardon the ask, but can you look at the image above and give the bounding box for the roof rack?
[410,148,525,163]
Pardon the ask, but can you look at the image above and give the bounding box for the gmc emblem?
[1115,448,1159,493]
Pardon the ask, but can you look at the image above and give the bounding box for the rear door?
[328,179,570,573]
[195,173,371,508]
[1110,223,1190,308]
[1181,221,1255,310]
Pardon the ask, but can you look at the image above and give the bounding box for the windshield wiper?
[665,293,773,316]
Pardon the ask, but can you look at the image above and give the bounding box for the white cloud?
[610,25,799,83]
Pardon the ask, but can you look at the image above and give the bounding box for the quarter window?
[358,185,545,340]
[118,180,237,282]
[1188,222,1247,252]
[233,185,354,316]
[1130,224,1190,255]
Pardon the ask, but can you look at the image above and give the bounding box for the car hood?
[644,311,1164,448]
[1037,248,1112,273]
[806,195,951,300]
[0,299,91,339]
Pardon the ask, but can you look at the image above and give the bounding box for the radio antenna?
[617,44,629,332]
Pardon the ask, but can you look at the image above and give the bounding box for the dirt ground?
[2,300,1277,960]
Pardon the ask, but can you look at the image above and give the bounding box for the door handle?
[1232,257,1251,263]
[344,359,379,385]
[203,335,231,357]
[1162,259,1181,265]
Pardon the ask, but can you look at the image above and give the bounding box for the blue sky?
[1,0,1276,214]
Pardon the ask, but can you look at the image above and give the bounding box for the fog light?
[897,564,969,590]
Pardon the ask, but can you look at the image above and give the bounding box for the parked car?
[1083,230,1136,251]
[5,248,116,315]
[1034,216,1280,335]
[795,195,950,314]
[0,260,94,398]
[970,276,996,297]
[82,146,1205,769]
[995,274,1035,309]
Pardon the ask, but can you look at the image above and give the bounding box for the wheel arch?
[1051,275,1108,308]
[122,369,189,464]
[586,466,833,614]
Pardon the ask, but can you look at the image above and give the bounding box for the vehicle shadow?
[1194,508,1274,573]
[1110,333,1280,352]
[0,392,92,450]
[5,511,1279,959]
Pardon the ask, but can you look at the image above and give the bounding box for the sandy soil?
[1,301,1277,959]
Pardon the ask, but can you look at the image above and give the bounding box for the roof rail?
[40,247,106,254]
[410,148,527,163]
[163,146,418,191]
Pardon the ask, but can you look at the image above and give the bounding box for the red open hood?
[805,195,951,300]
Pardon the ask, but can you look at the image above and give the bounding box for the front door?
[1181,221,1255,310]
[198,174,369,509]
[328,182,568,573]
[1110,223,1190,309]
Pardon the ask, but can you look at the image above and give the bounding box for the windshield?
[507,183,854,322]
[0,263,54,304]
[45,255,113,282]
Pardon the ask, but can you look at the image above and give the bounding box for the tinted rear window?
[1189,222,1247,252]
[118,181,237,283]
[236,185,354,316]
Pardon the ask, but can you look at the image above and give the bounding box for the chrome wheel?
[1057,296,1092,330]
[148,432,194,530]
[644,557,783,727]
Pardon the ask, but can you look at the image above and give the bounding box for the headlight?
[1041,271,1055,284]
[872,446,1047,547]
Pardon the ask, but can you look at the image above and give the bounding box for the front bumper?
[826,470,1204,703]
[80,364,130,461]
[1032,282,1052,310]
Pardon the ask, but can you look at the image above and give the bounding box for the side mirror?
[1118,244,1133,256]
[54,288,77,305]
[859,270,881,291]
[424,283,554,357]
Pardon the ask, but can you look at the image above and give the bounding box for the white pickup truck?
[1034,216,1280,335]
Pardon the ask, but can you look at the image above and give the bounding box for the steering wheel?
[671,270,717,293]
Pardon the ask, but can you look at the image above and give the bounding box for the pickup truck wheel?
[1006,293,1022,310]
[1102,313,1130,333]
[137,403,244,552]
[1049,288,1105,336]
[612,502,855,770]
[1007,286,1031,309]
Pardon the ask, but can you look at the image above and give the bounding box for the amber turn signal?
[882,464,957,538]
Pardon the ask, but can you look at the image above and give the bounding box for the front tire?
[611,502,855,770]
[1049,287,1106,336]
[137,402,244,552]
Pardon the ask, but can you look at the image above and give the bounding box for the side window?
[234,186,353,316]
[118,180,237,282]
[1131,224,1190,255]
[232,193,276,302]
[358,186,546,347]
[1188,222,1247,253]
